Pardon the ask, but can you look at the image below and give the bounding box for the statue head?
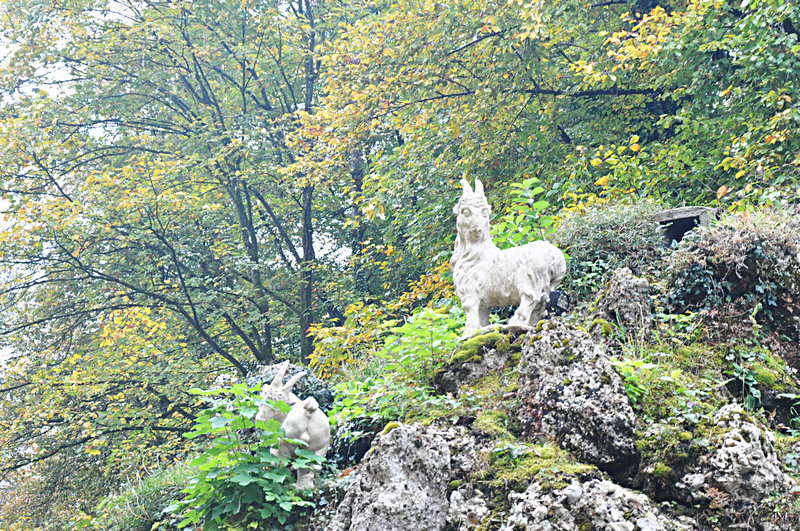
[453,178,491,242]
[255,361,306,423]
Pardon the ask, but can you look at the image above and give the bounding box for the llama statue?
[450,178,566,336]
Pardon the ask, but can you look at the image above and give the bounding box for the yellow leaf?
[590,158,603,167]
[630,143,641,152]
[595,175,609,186]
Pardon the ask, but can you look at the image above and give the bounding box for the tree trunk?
[299,185,315,364]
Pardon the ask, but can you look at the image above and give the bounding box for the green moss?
[754,368,777,388]
[495,336,511,354]
[483,443,596,492]
[381,421,401,435]
[590,317,614,336]
[448,480,462,491]
[563,378,572,386]
[536,320,546,332]
[473,410,513,440]
[461,371,519,425]
[508,351,522,367]
[450,332,508,364]
[763,350,790,373]
[562,347,579,362]
[652,463,673,478]
[678,431,693,442]
[673,451,689,464]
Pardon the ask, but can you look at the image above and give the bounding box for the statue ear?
[460,178,472,196]
[474,179,484,196]
[269,361,290,388]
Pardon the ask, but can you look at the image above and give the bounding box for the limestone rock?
[447,488,491,530]
[516,319,639,476]
[500,479,698,531]
[326,423,453,531]
[434,330,519,396]
[674,404,795,505]
[593,267,652,341]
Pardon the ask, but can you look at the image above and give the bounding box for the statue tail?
[550,248,567,291]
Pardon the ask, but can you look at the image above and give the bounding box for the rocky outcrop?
[674,404,795,506]
[593,267,652,341]
[501,478,697,531]
[323,317,799,530]
[434,330,521,396]
[516,319,639,476]
[327,424,460,531]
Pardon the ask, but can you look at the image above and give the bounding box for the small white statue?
[254,362,330,489]
[255,361,306,423]
[277,396,331,490]
[450,178,567,336]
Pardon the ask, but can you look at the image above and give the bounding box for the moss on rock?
[480,443,597,493]
[450,332,508,365]
[381,421,402,435]
[473,410,513,440]
[590,317,615,337]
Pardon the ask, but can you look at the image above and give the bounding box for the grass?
[91,462,194,531]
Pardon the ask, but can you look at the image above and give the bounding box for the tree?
[0,307,207,527]
[0,0,355,525]
[0,0,351,372]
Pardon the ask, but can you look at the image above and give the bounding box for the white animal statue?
[254,362,330,489]
[450,178,567,336]
[277,396,331,490]
[255,361,306,424]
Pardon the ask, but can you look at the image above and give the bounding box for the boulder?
[674,404,795,506]
[516,319,639,476]
[593,267,652,342]
[500,478,698,531]
[326,423,454,531]
[434,330,521,396]
[448,488,491,530]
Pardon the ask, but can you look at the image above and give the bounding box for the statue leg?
[510,290,547,327]
[462,297,482,335]
[527,290,549,325]
[479,303,491,328]
[509,294,533,326]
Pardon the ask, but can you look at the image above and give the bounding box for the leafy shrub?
[550,200,666,298]
[163,383,323,530]
[491,176,556,248]
[328,303,465,466]
[666,209,800,344]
